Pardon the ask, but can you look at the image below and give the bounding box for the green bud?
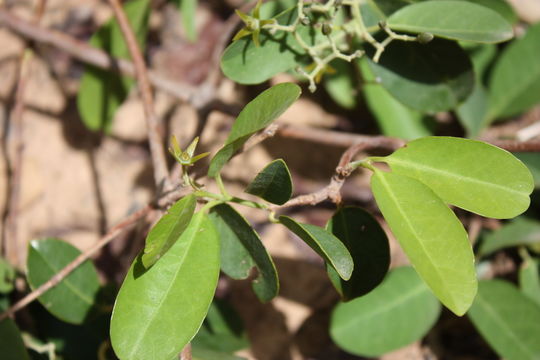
[417,32,434,44]
[322,23,332,35]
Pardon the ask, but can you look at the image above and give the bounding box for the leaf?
[178,0,197,42]
[387,1,513,43]
[488,23,540,120]
[245,159,293,205]
[77,0,150,132]
[367,38,474,112]
[371,169,477,315]
[515,153,540,188]
[27,238,101,324]
[330,267,441,357]
[383,137,534,219]
[462,0,518,25]
[478,217,540,257]
[456,83,489,137]
[209,204,279,302]
[141,194,197,268]
[0,257,15,293]
[110,212,220,360]
[208,83,301,177]
[0,319,30,360]
[279,216,353,281]
[468,280,540,360]
[323,60,357,109]
[192,298,249,353]
[325,207,390,300]
[359,58,433,140]
[519,255,540,307]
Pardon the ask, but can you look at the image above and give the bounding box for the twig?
[106,0,169,189]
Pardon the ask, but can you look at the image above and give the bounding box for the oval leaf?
[387,1,513,43]
[384,137,534,219]
[245,159,293,205]
[27,238,100,324]
[208,83,301,177]
[367,39,474,112]
[0,319,30,360]
[325,207,390,300]
[141,194,197,268]
[77,0,150,132]
[330,267,441,357]
[110,212,220,360]
[488,23,540,120]
[468,280,540,360]
[478,217,540,257]
[279,216,353,280]
[209,204,279,302]
[371,169,477,315]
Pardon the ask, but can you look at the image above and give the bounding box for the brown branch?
[106,0,169,188]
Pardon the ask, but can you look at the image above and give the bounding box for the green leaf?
[462,0,518,25]
[208,83,301,177]
[192,299,249,353]
[110,212,220,360]
[359,58,433,140]
[478,217,540,257]
[488,23,540,120]
[27,238,101,324]
[245,159,293,205]
[456,83,489,137]
[279,216,353,281]
[0,319,30,360]
[367,38,474,112]
[77,0,150,132]
[387,1,513,43]
[141,194,197,268]
[330,267,441,357]
[468,280,540,360]
[325,207,390,300]
[519,255,540,307]
[178,0,197,42]
[371,169,477,315]
[209,204,278,302]
[0,257,15,293]
[323,60,357,109]
[515,153,540,188]
[383,137,534,219]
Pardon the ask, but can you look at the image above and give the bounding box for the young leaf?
[478,217,540,257]
[208,83,301,177]
[487,23,540,120]
[330,267,441,357]
[519,255,540,307]
[325,207,390,300]
[371,169,477,316]
[27,238,101,324]
[279,216,353,281]
[0,319,30,360]
[367,39,474,112]
[209,204,279,302]
[77,0,150,132]
[110,212,220,360]
[141,194,197,268]
[383,137,534,219]
[468,280,540,360]
[387,1,513,43]
[245,159,293,205]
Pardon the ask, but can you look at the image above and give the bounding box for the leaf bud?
[417,32,434,44]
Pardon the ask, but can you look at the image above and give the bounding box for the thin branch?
[105,0,169,188]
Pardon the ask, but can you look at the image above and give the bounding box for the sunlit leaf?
[245,159,293,205]
[0,319,30,360]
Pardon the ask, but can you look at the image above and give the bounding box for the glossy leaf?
[384,137,534,219]
[387,1,513,43]
[27,238,100,324]
[209,204,278,302]
[326,207,390,300]
[0,319,30,360]
[515,153,540,188]
[330,267,441,357]
[245,159,293,205]
[208,83,301,177]
[371,169,477,315]
[468,280,540,360]
[110,212,220,360]
[367,39,474,112]
[478,217,540,257]
[279,216,353,281]
[141,194,197,268]
[359,58,433,140]
[77,0,150,132]
[0,257,15,293]
[519,255,540,306]
[488,23,540,120]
